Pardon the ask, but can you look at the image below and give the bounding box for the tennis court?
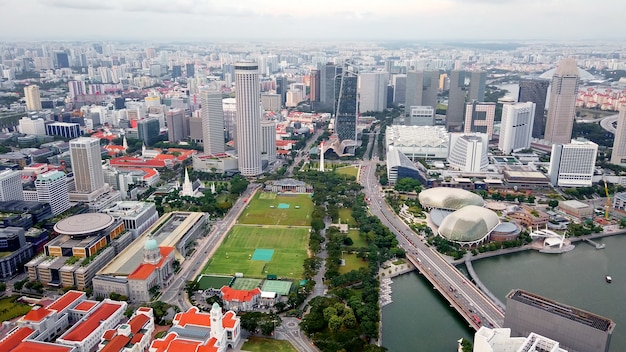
[231,278,262,290]
[277,203,290,209]
[261,280,292,296]
[252,249,275,261]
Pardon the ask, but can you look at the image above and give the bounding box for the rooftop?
[47,290,84,313]
[53,213,115,236]
[21,307,52,322]
[61,302,124,342]
[508,289,614,332]
[221,286,261,303]
[11,341,73,352]
[0,327,35,351]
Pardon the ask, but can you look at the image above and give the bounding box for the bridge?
[360,161,505,330]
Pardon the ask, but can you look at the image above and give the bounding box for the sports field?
[335,166,359,178]
[238,193,313,226]
[203,225,308,279]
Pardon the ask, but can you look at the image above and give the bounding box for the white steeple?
[122,135,128,150]
[210,303,224,342]
[181,168,193,197]
[319,141,325,172]
[211,182,216,194]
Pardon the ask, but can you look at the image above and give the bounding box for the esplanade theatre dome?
[438,205,499,246]
[418,187,485,210]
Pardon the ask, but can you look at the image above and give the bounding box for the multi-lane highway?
[359,160,505,329]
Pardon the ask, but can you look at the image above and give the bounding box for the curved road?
[359,160,505,329]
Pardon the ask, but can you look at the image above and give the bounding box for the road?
[287,128,325,176]
[359,159,505,329]
[599,113,618,134]
[160,183,261,309]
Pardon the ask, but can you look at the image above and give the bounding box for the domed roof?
[419,188,484,210]
[438,205,499,243]
[144,238,158,251]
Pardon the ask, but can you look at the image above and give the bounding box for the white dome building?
[419,187,485,211]
[438,205,500,247]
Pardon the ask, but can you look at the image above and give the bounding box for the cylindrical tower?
[235,62,262,176]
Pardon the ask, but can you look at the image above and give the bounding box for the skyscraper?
[468,71,486,102]
[544,59,579,144]
[464,101,496,139]
[200,90,225,155]
[446,70,467,132]
[498,102,536,154]
[0,170,23,202]
[137,118,160,146]
[35,170,70,215]
[186,63,195,77]
[405,71,438,113]
[261,120,276,163]
[334,64,358,143]
[610,106,626,166]
[70,137,105,194]
[518,78,550,138]
[320,63,338,110]
[234,62,262,176]
[166,108,185,143]
[310,69,320,102]
[392,74,407,105]
[275,76,288,107]
[358,72,388,113]
[54,51,69,69]
[24,85,42,111]
[549,139,598,187]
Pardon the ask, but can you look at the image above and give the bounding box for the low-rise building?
[192,153,239,174]
[558,200,593,219]
[98,307,155,352]
[506,205,549,228]
[220,287,261,312]
[101,201,159,239]
[264,178,313,194]
[0,227,35,279]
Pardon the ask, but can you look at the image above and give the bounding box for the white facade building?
[464,101,496,140]
[234,62,262,176]
[385,125,449,159]
[261,120,276,163]
[286,89,303,107]
[358,72,388,113]
[0,170,24,202]
[610,106,626,166]
[498,102,536,154]
[472,327,567,352]
[200,90,225,155]
[18,117,46,135]
[69,137,105,194]
[448,133,489,172]
[24,85,42,111]
[549,139,598,187]
[101,201,159,239]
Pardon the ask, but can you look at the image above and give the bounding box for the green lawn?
[242,336,297,352]
[239,193,314,226]
[335,166,359,178]
[0,296,32,322]
[203,225,309,279]
[347,229,368,248]
[338,208,357,227]
[338,253,369,274]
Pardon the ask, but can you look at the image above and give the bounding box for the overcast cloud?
[0,0,623,41]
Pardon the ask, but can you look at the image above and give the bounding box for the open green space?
[242,336,297,352]
[231,278,263,290]
[335,166,359,178]
[0,296,32,322]
[239,193,313,226]
[338,253,369,275]
[338,208,357,227]
[196,275,234,290]
[203,225,309,279]
[347,229,367,248]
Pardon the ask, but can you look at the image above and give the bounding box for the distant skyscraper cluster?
[446,70,486,132]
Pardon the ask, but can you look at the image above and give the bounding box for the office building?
[166,108,185,143]
[261,120,276,163]
[261,93,281,112]
[405,71,438,113]
[18,116,46,135]
[392,74,407,105]
[468,71,487,102]
[234,62,262,176]
[499,102,536,154]
[549,139,598,187]
[24,85,42,111]
[610,106,626,165]
[34,170,71,215]
[504,289,614,352]
[464,101,496,139]
[320,62,339,110]
[286,89,304,107]
[172,65,182,78]
[335,64,358,143]
[448,133,489,172]
[70,137,104,194]
[518,78,550,138]
[310,69,320,102]
[275,75,288,106]
[544,59,580,144]
[54,51,70,69]
[447,70,467,132]
[200,90,225,155]
[0,227,35,280]
[386,148,427,185]
[137,118,161,146]
[406,106,435,126]
[358,72,388,113]
[101,201,159,239]
[46,122,81,139]
[186,63,195,77]
[0,170,23,201]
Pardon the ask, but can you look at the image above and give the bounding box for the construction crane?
[603,177,611,220]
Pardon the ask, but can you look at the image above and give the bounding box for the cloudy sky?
[1,0,624,41]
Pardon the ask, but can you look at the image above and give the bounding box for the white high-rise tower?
[235,62,262,176]
[320,141,325,172]
[69,137,104,193]
[200,90,225,155]
[498,102,536,154]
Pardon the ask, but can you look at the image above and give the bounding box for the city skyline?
[1,0,625,41]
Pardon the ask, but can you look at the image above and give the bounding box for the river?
[382,235,626,351]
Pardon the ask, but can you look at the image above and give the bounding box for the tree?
[0,282,6,292]
[13,280,24,291]
[328,315,343,332]
[548,199,559,208]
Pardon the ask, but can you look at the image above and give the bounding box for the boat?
[606,275,612,283]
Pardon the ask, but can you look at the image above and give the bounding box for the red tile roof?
[102,329,116,340]
[11,341,73,352]
[128,246,174,280]
[73,301,97,312]
[128,313,150,333]
[47,290,84,313]
[174,307,211,328]
[0,327,35,351]
[61,302,124,342]
[131,333,144,344]
[100,334,130,352]
[137,307,152,313]
[222,311,237,329]
[22,307,52,322]
[221,286,261,303]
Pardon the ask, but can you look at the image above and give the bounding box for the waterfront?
[382,235,626,351]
